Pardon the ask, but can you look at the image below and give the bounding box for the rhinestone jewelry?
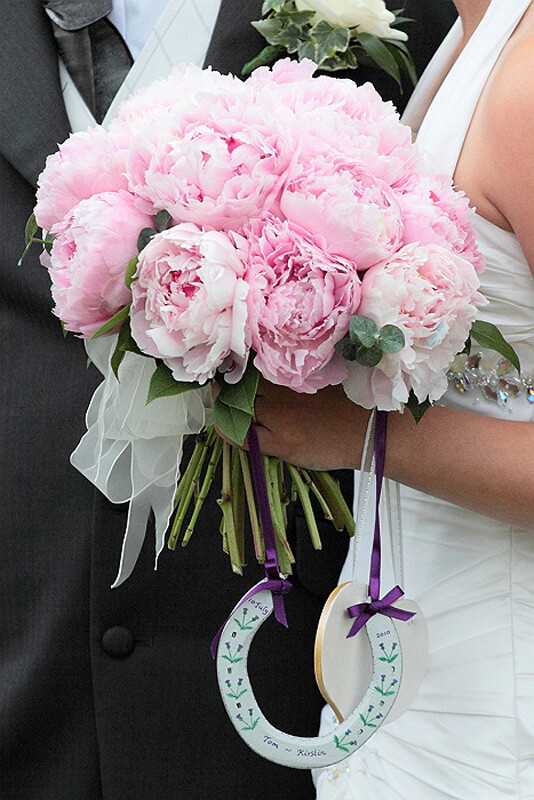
[447,353,534,408]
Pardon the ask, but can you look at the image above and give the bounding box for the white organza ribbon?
[71,337,211,586]
[339,410,403,589]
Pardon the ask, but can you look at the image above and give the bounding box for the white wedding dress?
[316,1,534,798]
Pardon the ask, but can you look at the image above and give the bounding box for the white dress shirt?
[108,0,172,60]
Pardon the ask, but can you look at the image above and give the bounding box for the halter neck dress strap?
[402,0,533,178]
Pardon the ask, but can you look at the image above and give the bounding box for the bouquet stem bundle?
[168,427,355,575]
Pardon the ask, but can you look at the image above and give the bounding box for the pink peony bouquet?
[26,59,510,577]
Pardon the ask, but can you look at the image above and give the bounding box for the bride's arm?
[254,382,534,528]
[254,38,534,530]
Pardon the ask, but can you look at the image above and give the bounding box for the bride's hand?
[253,379,371,472]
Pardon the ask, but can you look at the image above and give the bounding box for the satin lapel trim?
[0,1,70,186]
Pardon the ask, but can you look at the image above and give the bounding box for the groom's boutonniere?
[243,0,415,85]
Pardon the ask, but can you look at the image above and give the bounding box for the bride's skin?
[249,0,534,529]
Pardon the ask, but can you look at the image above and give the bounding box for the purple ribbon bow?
[346,411,416,639]
[211,423,292,659]
[347,585,415,638]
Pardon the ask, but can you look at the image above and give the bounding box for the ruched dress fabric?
[315,1,534,798]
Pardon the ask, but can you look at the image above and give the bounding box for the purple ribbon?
[347,585,415,637]
[211,423,292,659]
[346,410,415,639]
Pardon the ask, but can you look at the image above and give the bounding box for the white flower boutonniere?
[243,0,415,84]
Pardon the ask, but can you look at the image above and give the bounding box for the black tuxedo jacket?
[0,2,457,798]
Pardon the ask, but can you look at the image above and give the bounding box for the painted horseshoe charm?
[215,580,403,769]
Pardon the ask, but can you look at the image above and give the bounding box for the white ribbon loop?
[71,336,210,586]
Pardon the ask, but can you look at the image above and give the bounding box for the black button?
[101,626,135,659]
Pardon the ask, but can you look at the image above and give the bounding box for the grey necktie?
[45,0,133,123]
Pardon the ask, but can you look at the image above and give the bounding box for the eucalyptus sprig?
[335,314,405,368]
[242,0,415,88]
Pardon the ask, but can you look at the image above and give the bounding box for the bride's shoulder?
[487,33,534,133]
[482,33,534,268]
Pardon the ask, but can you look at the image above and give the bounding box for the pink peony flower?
[397,174,485,273]
[125,89,296,230]
[35,127,129,231]
[280,155,403,268]
[248,59,416,187]
[130,224,250,384]
[343,243,486,411]
[111,64,239,135]
[244,215,361,393]
[45,191,153,338]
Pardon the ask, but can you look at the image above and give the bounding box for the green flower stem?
[239,449,264,563]
[265,456,295,575]
[231,445,246,568]
[301,469,334,522]
[218,440,242,575]
[168,430,211,549]
[310,470,355,535]
[287,464,322,551]
[173,427,215,509]
[182,435,223,547]
[172,435,196,507]
[277,459,289,525]
[269,457,295,575]
[220,514,229,555]
[269,457,293,558]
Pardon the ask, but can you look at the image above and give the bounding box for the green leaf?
[406,391,431,423]
[297,39,317,61]
[470,320,521,373]
[378,324,405,353]
[155,210,172,232]
[461,335,472,356]
[117,318,144,356]
[355,344,383,368]
[241,44,285,76]
[137,227,156,252]
[391,12,414,25]
[387,40,417,85]
[110,336,127,380]
[320,47,359,71]
[125,255,139,289]
[146,362,202,404]
[283,9,316,24]
[251,17,284,43]
[310,20,350,66]
[217,362,259,415]
[335,336,358,361]
[91,304,131,339]
[44,232,54,254]
[18,239,34,266]
[110,318,144,379]
[25,212,37,246]
[357,32,401,85]
[214,397,252,446]
[272,22,308,53]
[349,315,378,348]
[18,212,42,265]
[262,0,287,12]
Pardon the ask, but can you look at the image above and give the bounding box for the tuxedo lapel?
[203,0,264,74]
[0,0,69,187]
